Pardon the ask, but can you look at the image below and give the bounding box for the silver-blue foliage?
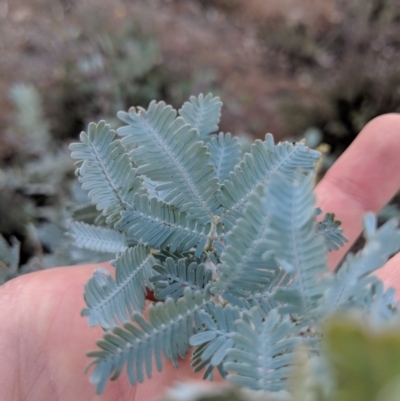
[81,244,154,329]
[151,257,213,301]
[69,94,400,396]
[69,221,127,254]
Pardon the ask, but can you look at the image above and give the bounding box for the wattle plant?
[68,94,400,396]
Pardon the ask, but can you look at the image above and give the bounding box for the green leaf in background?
[324,315,400,401]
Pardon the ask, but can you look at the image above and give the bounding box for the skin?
[1,114,400,400]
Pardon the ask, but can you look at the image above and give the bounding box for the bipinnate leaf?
[212,185,279,304]
[82,245,153,328]
[266,172,328,317]
[207,132,241,183]
[318,214,400,316]
[190,304,240,379]
[87,288,209,394]
[117,101,222,222]
[237,268,291,317]
[178,93,222,141]
[219,135,320,229]
[69,121,142,224]
[316,212,348,251]
[151,257,213,301]
[69,221,127,253]
[116,193,208,255]
[73,94,400,398]
[225,308,299,392]
[363,279,398,321]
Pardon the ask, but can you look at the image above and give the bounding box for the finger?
[315,114,400,270]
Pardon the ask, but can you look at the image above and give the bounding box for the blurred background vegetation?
[158,314,400,401]
[1,0,400,281]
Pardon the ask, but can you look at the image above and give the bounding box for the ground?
[0,0,348,146]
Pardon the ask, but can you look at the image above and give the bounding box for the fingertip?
[362,113,400,134]
[316,113,400,270]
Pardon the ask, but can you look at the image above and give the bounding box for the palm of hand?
[0,265,202,401]
[1,115,400,401]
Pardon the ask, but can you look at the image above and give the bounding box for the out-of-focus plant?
[272,0,400,157]
[0,83,108,282]
[1,14,184,281]
[67,93,400,400]
[1,83,68,270]
[7,84,50,158]
[46,18,167,140]
[158,314,400,401]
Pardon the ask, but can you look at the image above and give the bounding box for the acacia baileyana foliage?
[69,94,400,397]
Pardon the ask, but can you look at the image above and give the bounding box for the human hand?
[1,114,400,401]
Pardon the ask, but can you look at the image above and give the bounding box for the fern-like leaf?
[190,304,240,379]
[69,121,142,224]
[266,172,328,317]
[224,308,299,392]
[316,212,348,251]
[207,132,241,183]
[151,257,213,301]
[237,268,291,317]
[219,136,320,229]
[362,279,397,321]
[116,193,208,256]
[88,288,209,394]
[69,221,127,253]
[212,185,279,303]
[117,101,221,222]
[82,245,154,329]
[317,214,400,317]
[178,93,222,141]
